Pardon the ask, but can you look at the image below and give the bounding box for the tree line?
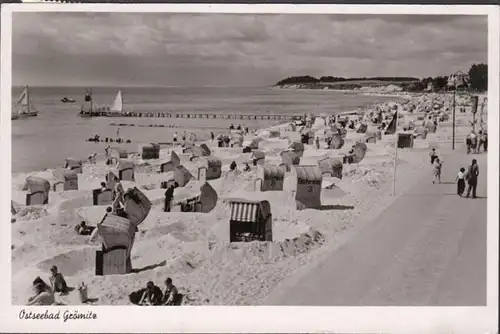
[275,63,488,92]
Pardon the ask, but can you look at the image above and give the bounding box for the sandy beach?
[11,91,486,306]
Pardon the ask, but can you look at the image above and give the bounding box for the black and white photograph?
[1,3,498,333]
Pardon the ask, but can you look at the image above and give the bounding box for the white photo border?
[1,3,498,333]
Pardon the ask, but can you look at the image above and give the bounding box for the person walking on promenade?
[429,148,438,165]
[432,157,442,184]
[456,167,466,197]
[481,131,488,153]
[465,159,480,199]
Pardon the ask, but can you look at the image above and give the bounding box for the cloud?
[11,12,487,86]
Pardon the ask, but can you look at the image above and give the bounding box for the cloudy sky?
[12,13,487,87]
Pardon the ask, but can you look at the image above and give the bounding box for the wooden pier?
[100,112,301,121]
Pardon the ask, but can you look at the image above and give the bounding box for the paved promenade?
[269,151,487,306]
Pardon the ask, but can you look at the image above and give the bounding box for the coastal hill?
[274,64,488,93]
[274,75,419,91]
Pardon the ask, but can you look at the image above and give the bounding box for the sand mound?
[209,227,324,265]
[36,246,96,276]
[15,206,49,221]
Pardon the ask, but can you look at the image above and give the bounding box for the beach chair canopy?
[183,141,195,149]
[123,187,152,227]
[23,176,51,193]
[330,135,345,149]
[280,150,300,165]
[192,144,211,157]
[352,142,368,164]
[110,147,128,158]
[229,199,271,223]
[251,150,265,160]
[288,141,304,152]
[118,159,134,170]
[204,156,222,167]
[65,158,82,167]
[53,168,78,181]
[97,213,136,250]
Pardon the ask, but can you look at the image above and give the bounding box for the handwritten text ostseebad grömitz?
[19,309,98,322]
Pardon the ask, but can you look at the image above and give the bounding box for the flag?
[384,111,398,135]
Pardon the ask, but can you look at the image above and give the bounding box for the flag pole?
[393,136,397,196]
[392,112,398,196]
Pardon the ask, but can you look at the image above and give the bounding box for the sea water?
[10,86,397,174]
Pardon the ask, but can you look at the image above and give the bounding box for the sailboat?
[12,86,39,120]
[105,90,124,117]
[78,89,107,117]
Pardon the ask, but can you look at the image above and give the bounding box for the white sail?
[16,86,38,116]
[110,90,123,113]
[17,87,29,106]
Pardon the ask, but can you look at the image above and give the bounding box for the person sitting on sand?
[162,277,179,306]
[27,279,55,306]
[243,162,251,172]
[229,124,234,130]
[100,182,109,192]
[139,281,164,306]
[49,266,68,294]
[75,221,96,236]
[230,161,237,171]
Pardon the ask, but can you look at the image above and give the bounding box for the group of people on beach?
[465,130,488,155]
[27,266,69,305]
[429,148,481,199]
[136,278,180,306]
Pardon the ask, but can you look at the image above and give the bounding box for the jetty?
[90,112,301,121]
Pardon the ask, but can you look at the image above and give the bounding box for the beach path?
[268,151,487,306]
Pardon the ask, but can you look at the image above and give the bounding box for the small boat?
[12,86,39,120]
[61,97,76,103]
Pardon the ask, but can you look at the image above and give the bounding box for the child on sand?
[456,167,466,196]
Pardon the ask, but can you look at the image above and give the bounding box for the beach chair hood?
[123,187,152,227]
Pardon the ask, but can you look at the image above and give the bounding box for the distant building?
[447,73,469,88]
[426,82,433,91]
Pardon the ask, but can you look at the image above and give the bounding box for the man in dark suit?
[465,159,480,199]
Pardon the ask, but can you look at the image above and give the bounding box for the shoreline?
[11,91,483,305]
